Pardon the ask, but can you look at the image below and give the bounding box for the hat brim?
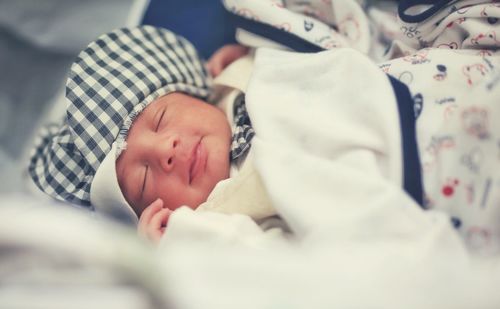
[90,143,138,225]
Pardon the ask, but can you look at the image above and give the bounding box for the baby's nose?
[159,136,179,173]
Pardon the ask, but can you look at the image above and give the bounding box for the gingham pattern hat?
[28,26,211,207]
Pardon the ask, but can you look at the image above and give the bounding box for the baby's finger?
[147,209,173,243]
[213,62,224,77]
[138,199,163,226]
[206,60,222,78]
[150,208,172,231]
[138,199,163,235]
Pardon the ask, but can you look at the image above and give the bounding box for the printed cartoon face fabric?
[380,48,500,255]
[397,1,500,53]
[222,0,500,61]
[222,0,371,53]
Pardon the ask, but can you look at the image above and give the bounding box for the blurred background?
[0,0,236,195]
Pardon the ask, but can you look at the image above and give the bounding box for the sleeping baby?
[28,26,277,244]
[28,25,500,252]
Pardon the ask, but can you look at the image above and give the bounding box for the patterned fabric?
[28,26,211,206]
[230,93,255,162]
[380,48,500,253]
[222,0,370,53]
[397,0,500,52]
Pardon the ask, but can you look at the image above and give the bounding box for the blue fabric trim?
[227,10,324,53]
[387,75,424,207]
[398,0,454,23]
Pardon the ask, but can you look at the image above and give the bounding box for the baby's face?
[116,92,231,216]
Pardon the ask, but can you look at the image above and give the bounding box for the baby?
[28,26,262,243]
[29,25,500,252]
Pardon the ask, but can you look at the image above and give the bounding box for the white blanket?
[163,47,462,247]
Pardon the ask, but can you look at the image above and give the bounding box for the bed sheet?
[0,194,168,309]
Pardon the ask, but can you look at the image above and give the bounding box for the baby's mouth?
[189,138,206,184]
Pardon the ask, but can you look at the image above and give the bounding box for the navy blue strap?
[387,75,424,207]
[398,0,454,23]
[227,9,324,53]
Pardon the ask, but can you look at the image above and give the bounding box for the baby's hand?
[137,198,172,244]
[206,44,249,78]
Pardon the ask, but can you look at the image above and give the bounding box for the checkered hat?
[28,26,211,211]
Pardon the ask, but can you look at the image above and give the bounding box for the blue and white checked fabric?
[28,26,211,207]
[230,93,255,162]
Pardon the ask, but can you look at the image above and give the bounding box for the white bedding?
[2,191,500,309]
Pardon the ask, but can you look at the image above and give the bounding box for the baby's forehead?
[130,95,169,124]
[148,92,208,111]
[128,93,184,127]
